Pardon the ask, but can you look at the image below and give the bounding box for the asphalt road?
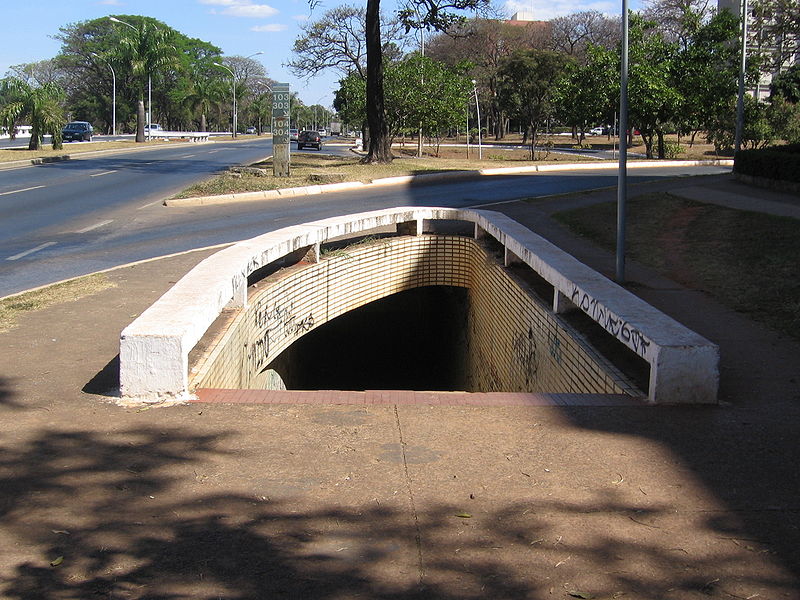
[0,141,730,297]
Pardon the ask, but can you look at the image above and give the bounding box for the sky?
[1,0,642,107]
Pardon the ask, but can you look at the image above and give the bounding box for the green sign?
[272,83,290,176]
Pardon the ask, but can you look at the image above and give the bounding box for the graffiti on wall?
[247,300,315,373]
[511,327,539,388]
[570,285,652,358]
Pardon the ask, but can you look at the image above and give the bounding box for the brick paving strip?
[193,388,643,406]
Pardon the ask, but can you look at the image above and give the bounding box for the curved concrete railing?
[120,207,718,404]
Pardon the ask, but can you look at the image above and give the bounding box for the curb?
[0,139,217,172]
[165,159,734,207]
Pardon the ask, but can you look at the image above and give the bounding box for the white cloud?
[251,23,288,31]
[97,0,123,5]
[292,14,309,21]
[224,4,278,17]
[503,0,618,20]
[199,0,278,18]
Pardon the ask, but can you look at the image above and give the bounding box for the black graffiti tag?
[570,285,652,358]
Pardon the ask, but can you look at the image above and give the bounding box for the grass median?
[553,193,800,340]
[0,139,181,163]
[172,149,597,199]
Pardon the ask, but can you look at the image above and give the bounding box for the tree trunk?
[200,113,207,133]
[363,0,392,163]
[656,130,665,159]
[27,125,41,151]
[136,100,145,143]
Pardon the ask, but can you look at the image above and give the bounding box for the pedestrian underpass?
[120,207,718,404]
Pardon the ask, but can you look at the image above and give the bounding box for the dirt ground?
[394,133,722,162]
[1,176,799,599]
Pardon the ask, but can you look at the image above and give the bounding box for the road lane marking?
[74,219,113,234]
[0,185,45,196]
[90,170,118,177]
[180,154,196,158]
[208,149,220,154]
[7,242,56,261]
[138,200,163,209]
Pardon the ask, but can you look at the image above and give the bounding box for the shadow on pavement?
[1,423,796,598]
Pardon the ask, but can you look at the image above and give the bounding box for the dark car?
[297,130,323,150]
[62,121,93,142]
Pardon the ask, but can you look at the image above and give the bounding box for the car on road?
[61,121,93,142]
[144,123,163,132]
[297,130,323,150]
[318,128,327,137]
[289,128,299,141]
[246,126,257,134]
[589,126,605,136]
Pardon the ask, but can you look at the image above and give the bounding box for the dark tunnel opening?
[264,286,469,391]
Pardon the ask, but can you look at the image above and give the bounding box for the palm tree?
[181,71,224,132]
[110,16,177,142]
[0,78,65,150]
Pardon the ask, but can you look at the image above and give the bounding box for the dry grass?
[554,193,800,339]
[0,274,115,333]
[174,149,596,199]
[0,140,182,163]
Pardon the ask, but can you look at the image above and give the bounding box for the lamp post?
[213,63,236,138]
[109,16,152,140]
[255,82,272,135]
[214,52,263,138]
[734,0,749,153]
[616,0,630,283]
[471,80,482,160]
[91,52,115,136]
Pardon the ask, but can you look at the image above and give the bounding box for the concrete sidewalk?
[0,174,798,599]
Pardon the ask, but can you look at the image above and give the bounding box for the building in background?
[718,0,799,99]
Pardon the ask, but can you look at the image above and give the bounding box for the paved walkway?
[0,173,798,599]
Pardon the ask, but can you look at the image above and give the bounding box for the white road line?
[138,200,163,209]
[0,185,45,196]
[208,149,220,154]
[7,242,56,261]
[74,219,113,234]
[90,170,118,177]
[180,154,196,158]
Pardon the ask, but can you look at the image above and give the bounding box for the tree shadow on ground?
[0,425,795,599]
[0,376,24,409]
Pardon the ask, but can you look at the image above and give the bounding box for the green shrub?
[663,141,683,159]
[734,144,800,183]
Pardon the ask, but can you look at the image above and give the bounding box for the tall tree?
[110,16,178,142]
[553,45,616,142]
[289,5,406,80]
[0,78,66,150]
[496,49,569,159]
[427,18,551,139]
[550,11,620,60]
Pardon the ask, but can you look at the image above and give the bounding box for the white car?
[589,126,604,136]
[289,128,299,141]
[145,123,163,132]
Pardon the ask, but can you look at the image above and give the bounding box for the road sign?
[272,83,290,177]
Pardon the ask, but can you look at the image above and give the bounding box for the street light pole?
[109,16,152,140]
[472,80,482,160]
[215,52,263,138]
[91,53,115,135]
[616,0,630,283]
[734,0,749,154]
[213,63,236,138]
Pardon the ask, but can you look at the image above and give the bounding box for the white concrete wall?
[120,207,718,404]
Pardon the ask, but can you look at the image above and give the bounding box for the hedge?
[734,144,800,183]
